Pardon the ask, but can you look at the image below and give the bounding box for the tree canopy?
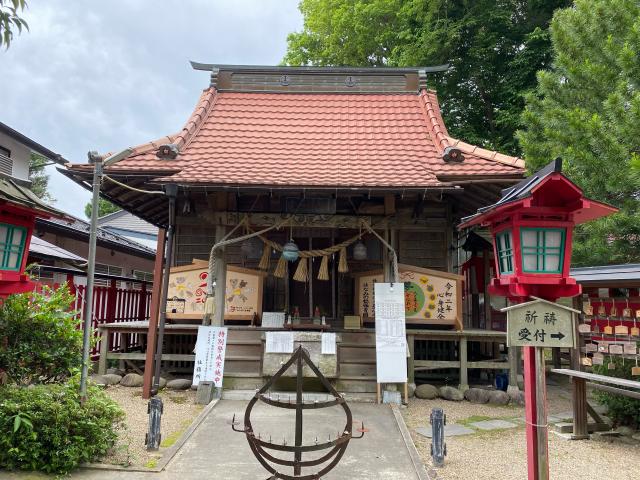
[0,0,28,48]
[518,0,640,265]
[284,0,570,155]
[28,153,54,203]
[84,199,120,219]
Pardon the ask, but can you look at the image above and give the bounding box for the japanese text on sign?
[192,326,228,388]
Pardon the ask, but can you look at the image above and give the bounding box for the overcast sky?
[1,1,302,217]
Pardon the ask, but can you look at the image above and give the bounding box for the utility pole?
[79,148,132,403]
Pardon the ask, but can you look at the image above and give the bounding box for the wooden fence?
[42,274,152,358]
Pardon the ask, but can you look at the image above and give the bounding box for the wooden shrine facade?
[61,65,526,394]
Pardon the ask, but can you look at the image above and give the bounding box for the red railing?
[39,274,152,358]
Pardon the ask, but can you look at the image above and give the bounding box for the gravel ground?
[403,379,639,480]
[101,385,202,468]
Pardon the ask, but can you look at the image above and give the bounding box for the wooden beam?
[142,228,167,399]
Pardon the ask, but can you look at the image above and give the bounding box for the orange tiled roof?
[83,87,524,188]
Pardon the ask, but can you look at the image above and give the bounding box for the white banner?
[192,326,228,388]
[375,283,407,383]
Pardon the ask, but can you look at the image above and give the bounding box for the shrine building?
[62,64,526,396]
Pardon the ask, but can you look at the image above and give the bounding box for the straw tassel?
[258,243,271,270]
[293,257,308,282]
[273,256,287,278]
[338,247,348,273]
[318,256,330,281]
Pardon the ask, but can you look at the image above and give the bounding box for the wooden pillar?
[382,228,390,282]
[483,250,492,329]
[508,346,519,391]
[459,335,469,391]
[98,327,109,375]
[571,296,589,439]
[212,225,227,327]
[407,334,415,384]
[142,228,166,399]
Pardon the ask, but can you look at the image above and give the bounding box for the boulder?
[102,374,123,386]
[487,390,510,405]
[415,384,440,400]
[167,378,193,390]
[632,432,640,442]
[159,377,168,389]
[439,386,464,402]
[106,368,125,376]
[120,373,144,387]
[407,383,416,398]
[508,389,525,406]
[464,388,490,404]
[89,374,108,386]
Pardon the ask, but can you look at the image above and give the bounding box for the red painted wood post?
[523,346,539,480]
[138,282,148,322]
[106,279,118,350]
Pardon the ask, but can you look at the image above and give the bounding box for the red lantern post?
[459,159,617,480]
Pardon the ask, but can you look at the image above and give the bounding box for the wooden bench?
[551,368,640,439]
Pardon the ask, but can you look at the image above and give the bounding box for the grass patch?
[144,458,158,469]
[457,415,492,426]
[159,419,193,448]
[169,394,187,404]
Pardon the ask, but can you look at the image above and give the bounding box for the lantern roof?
[458,158,618,229]
[0,172,68,219]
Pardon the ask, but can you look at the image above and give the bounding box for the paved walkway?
[0,400,424,480]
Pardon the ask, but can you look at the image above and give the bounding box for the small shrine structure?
[0,173,67,295]
[61,64,526,396]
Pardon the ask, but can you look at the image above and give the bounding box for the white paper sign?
[192,326,228,387]
[374,283,408,383]
[262,312,286,329]
[266,331,294,353]
[321,333,337,355]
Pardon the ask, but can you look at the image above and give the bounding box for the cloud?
[1,0,302,217]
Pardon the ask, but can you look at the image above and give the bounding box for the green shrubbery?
[0,381,124,473]
[0,286,124,474]
[593,356,640,428]
[0,285,82,384]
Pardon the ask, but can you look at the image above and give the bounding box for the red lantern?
[459,159,618,302]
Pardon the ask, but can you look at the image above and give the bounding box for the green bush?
[0,284,81,384]
[0,380,124,473]
[592,356,640,428]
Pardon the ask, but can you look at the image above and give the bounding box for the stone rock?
[508,389,525,406]
[106,368,125,376]
[415,384,440,400]
[89,374,108,385]
[439,386,464,402]
[464,388,490,404]
[167,378,193,390]
[407,383,416,398]
[487,390,510,405]
[102,374,122,385]
[632,432,640,442]
[617,426,636,437]
[159,377,168,389]
[120,373,144,387]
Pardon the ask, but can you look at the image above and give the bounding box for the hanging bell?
[282,240,300,262]
[353,240,367,261]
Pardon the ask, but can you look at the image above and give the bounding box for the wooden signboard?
[354,264,463,330]
[167,259,265,321]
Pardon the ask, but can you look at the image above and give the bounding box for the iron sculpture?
[231,346,366,479]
